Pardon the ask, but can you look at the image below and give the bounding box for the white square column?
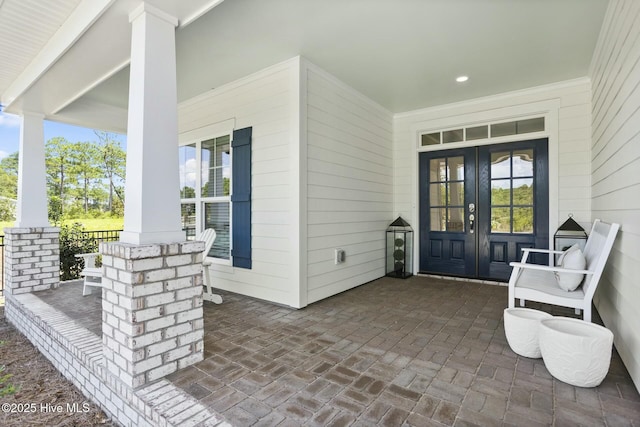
[15,112,49,228]
[120,4,184,245]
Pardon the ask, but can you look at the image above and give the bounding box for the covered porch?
[12,275,640,426]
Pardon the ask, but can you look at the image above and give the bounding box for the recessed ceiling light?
[456,76,469,83]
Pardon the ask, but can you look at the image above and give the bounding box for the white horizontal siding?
[590,0,640,391]
[304,61,393,304]
[177,59,298,306]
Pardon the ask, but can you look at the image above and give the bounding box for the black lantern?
[386,216,413,279]
[555,214,588,260]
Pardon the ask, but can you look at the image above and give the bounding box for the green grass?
[1,217,123,233]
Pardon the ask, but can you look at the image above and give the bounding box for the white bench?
[75,252,103,296]
[507,219,620,322]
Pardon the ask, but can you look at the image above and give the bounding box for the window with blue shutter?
[231,127,252,269]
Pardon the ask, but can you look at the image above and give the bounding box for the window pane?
[430,183,446,206]
[491,179,511,205]
[430,208,446,231]
[513,207,533,233]
[179,144,196,198]
[513,178,533,205]
[422,132,441,146]
[202,137,231,197]
[448,157,465,181]
[448,182,464,206]
[491,151,511,178]
[430,158,446,182]
[491,121,517,137]
[443,129,463,143]
[491,207,511,233]
[466,125,488,141]
[517,118,544,134]
[513,149,534,177]
[181,203,196,240]
[204,202,230,259]
[201,139,215,197]
[448,208,465,231]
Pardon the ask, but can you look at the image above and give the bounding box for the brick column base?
[3,227,60,296]
[100,240,205,389]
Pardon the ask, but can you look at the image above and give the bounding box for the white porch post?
[16,112,49,227]
[100,3,204,390]
[3,112,60,297]
[119,3,183,245]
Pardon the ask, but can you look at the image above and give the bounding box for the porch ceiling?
[0,0,608,132]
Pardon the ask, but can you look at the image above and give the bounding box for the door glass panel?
[491,152,511,178]
[513,207,534,233]
[491,179,511,205]
[448,183,464,205]
[430,208,446,231]
[513,149,534,177]
[430,159,447,181]
[490,149,536,234]
[448,208,465,231]
[429,155,465,232]
[491,207,511,233]
[513,178,533,204]
[448,156,465,181]
[430,183,446,205]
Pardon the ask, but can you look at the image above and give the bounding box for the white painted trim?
[1,0,115,109]
[51,60,130,115]
[129,3,178,27]
[181,0,225,27]
[394,77,590,120]
[292,57,309,309]
[409,98,561,274]
[179,118,236,145]
[301,58,393,118]
[179,57,300,110]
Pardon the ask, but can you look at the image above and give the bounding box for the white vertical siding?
[178,59,300,307]
[303,61,394,304]
[590,0,640,391]
[393,79,594,250]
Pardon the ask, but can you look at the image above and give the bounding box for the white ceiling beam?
[180,0,224,27]
[1,0,115,110]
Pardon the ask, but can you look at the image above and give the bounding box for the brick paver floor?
[38,276,640,426]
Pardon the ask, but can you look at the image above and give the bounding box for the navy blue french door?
[419,139,549,281]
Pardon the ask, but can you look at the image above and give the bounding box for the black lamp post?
[386,216,413,279]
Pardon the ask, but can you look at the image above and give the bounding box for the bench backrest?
[582,219,620,299]
[199,228,217,258]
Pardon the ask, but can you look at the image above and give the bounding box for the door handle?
[468,203,475,234]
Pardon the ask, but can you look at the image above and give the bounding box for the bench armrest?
[521,248,564,255]
[509,262,594,275]
[75,252,100,269]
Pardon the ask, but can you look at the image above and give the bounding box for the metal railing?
[0,229,122,295]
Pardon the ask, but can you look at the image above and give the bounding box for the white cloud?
[0,150,7,159]
[0,112,21,127]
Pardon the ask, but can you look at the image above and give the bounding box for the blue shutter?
[231,127,252,269]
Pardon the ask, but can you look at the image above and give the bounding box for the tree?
[94,131,126,215]
[71,141,101,214]
[46,137,76,218]
[0,152,18,198]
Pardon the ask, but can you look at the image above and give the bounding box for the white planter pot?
[539,317,613,387]
[503,308,552,358]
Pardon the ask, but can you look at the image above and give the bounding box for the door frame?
[409,100,561,276]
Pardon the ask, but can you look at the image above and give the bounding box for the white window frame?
[179,119,235,265]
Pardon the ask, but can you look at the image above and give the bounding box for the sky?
[0,111,126,160]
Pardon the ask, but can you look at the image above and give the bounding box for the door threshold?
[417,273,507,287]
